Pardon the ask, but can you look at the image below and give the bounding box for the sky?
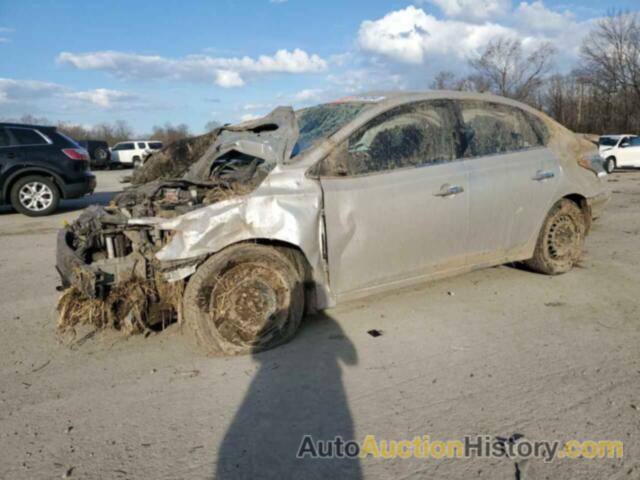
[0,0,638,134]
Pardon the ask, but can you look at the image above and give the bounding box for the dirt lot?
[0,169,639,479]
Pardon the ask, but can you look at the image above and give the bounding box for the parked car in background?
[78,140,111,169]
[0,122,96,216]
[110,140,163,168]
[57,92,609,355]
[599,134,640,173]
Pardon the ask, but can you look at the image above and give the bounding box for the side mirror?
[620,142,630,148]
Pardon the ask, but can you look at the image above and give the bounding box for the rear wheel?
[183,244,304,355]
[605,156,616,174]
[10,175,60,217]
[525,199,586,275]
[132,156,142,169]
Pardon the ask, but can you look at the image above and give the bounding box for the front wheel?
[10,175,60,216]
[132,157,142,169]
[605,157,616,174]
[525,199,586,275]
[183,244,304,355]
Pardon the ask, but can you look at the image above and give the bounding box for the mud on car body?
[56,91,610,355]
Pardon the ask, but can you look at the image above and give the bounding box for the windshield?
[292,102,371,156]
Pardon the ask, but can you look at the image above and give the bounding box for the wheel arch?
[201,238,319,315]
[562,193,592,233]
[3,168,64,203]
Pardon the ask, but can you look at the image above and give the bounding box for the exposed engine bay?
[56,107,299,334]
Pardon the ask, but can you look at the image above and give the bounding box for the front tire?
[525,199,586,275]
[132,156,142,169]
[10,175,60,217]
[183,244,304,355]
[605,156,616,174]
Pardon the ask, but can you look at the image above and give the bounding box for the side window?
[629,137,640,147]
[0,128,10,147]
[8,128,48,146]
[316,100,462,176]
[458,101,547,158]
[137,142,146,149]
[114,143,135,151]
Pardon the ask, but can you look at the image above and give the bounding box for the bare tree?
[148,122,191,146]
[469,37,557,103]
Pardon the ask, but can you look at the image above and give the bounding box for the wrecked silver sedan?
[56,91,609,355]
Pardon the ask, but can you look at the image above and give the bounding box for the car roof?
[0,122,57,131]
[323,89,551,119]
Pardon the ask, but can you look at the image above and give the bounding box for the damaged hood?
[183,106,299,183]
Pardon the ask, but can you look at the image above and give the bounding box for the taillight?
[62,148,90,161]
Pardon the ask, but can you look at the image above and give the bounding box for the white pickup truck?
[110,140,163,168]
[599,135,640,173]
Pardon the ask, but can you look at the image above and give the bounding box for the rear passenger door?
[457,100,557,259]
[0,128,19,178]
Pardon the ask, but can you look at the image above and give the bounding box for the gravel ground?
[0,169,638,480]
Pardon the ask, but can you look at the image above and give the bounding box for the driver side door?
[316,100,470,300]
[617,136,640,167]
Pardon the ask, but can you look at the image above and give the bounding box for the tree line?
[9,115,199,148]
[431,11,640,135]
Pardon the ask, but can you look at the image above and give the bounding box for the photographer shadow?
[216,312,362,479]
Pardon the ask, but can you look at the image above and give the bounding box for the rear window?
[148,142,163,150]
[8,128,48,146]
[55,132,81,147]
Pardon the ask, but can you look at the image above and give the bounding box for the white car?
[599,135,640,173]
[110,140,163,168]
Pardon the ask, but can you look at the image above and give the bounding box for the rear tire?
[525,199,586,275]
[132,156,142,169]
[94,147,109,167]
[183,244,304,355]
[605,157,616,174]
[10,175,60,217]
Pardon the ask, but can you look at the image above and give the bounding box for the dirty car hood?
[182,106,299,183]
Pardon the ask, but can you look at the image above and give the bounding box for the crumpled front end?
[55,106,313,335]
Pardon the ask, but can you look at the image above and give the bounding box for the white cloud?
[515,1,575,32]
[64,88,138,108]
[419,0,511,19]
[57,48,328,88]
[293,88,324,101]
[0,78,65,103]
[240,113,262,122]
[0,27,12,44]
[358,6,514,64]
[0,78,142,110]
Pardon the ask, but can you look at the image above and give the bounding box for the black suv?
[0,123,96,216]
[78,140,111,169]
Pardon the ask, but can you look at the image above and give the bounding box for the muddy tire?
[525,199,586,275]
[183,244,304,355]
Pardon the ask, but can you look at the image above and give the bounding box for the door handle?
[434,184,464,197]
[533,170,555,181]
